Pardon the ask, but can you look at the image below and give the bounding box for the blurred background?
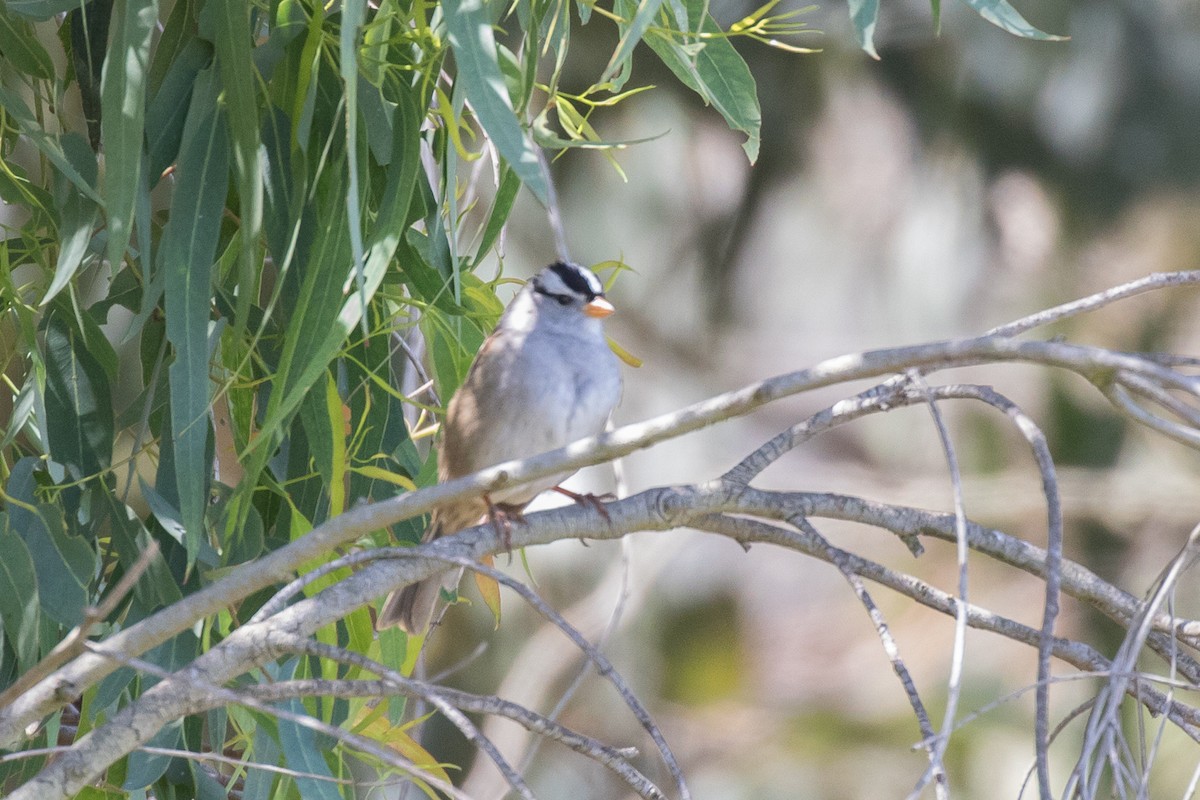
[419,0,1200,797]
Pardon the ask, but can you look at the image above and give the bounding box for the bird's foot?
[552,486,614,522]
[484,496,526,551]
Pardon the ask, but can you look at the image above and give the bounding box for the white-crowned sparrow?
[377,260,623,634]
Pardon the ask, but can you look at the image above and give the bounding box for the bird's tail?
[376,573,458,634]
[375,511,471,635]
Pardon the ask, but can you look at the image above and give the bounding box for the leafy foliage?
[0,0,1061,793]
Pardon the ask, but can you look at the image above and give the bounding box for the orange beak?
[583,296,615,318]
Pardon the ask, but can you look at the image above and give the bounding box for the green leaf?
[604,0,665,90]
[43,309,114,479]
[161,89,229,565]
[42,133,100,307]
[0,88,104,203]
[260,106,304,266]
[6,459,94,628]
[205,0,264,336]
[0,519,42,671]
[644,1,761,162]
[123,720,182,789]
[253,85,420,458]
[146,37,213,181]
[241,721,282,800]
[472,163,520,266]
[3,0,80,20]
[263,175,351,430]
[101,0,158,273]
[358,74,394,166]
[443,0,548,203]
[848,0,880,59]
[147,0,195,95]
[340,0,368,332]
[962,0,1066,41]
[101,493,183,611]
[369,85,422,267]
[278,698,342,800]
[0,5,54,78]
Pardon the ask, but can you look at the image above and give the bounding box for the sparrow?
[377,260,622,634]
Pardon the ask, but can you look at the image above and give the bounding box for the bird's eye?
[556,295,572,306]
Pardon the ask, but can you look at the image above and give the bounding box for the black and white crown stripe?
[534,261,605,302]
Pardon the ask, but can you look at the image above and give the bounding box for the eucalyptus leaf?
[0,521,42,671]
[43,309,114,480]
[123,720,182,790]
[160,91,229,565]
[0,5,54,78]
[962,0,1066,40]
[6,462,92,627]
[443,0,548,203]
[848,0,880,59]
[42,135,100,307]
[101,0,158,272]
[644,0,761,162]
[278,698,342,800]
[604,0,665,90]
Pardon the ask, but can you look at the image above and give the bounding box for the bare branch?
[694,514,1200,738]
[6,333,1198,750]
[257,643,666,800]
[8,273,1200,799]
[985,270,1200,337]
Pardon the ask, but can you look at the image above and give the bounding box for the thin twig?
[1066,523,1200,798]
[986,271,1200,338]
[908,371,967,800]
[694,514,1200,738]
[402,552,692,800]
[246,655,665,800]
[283,639,536,800]
[783,513,942,789]
[78,643,472,799]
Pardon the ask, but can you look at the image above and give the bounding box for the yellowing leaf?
[607,335,643,368]
[473,554,502,628]
[353,464,418,491]
[354,708,452,788]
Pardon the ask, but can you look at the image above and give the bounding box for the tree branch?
[8,273,1200,798]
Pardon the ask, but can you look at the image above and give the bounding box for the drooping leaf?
[101,0,158,272]
[43,309,114,480]
[42,134,100,306]
[473,553,501,627]
[0,88,104,203]
[847,0,880,59]
[278,697,342,800]
[6,459,94,628]
[643,0,761,162]
[472,164,521,267]
[0,519,42,671]
[123,720,182,790]
[240,717,281,800]
[0,5,54,78]
[203,0,264,336]
[604,0,665,90]
[340,0,369,330]
[67,0,113,149]
[146,38,213,180]
[962,0,1067,41]
[101,493,183,612]
[160,84,229,565]
[5,0,83,20]
[443,0,548,203]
